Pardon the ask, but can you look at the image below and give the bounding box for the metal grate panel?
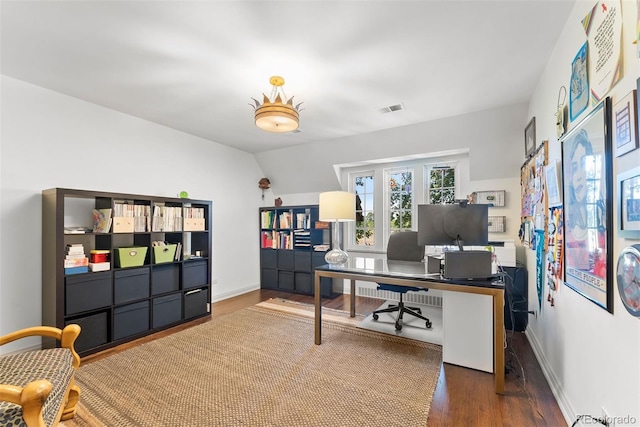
[356,286,442,307]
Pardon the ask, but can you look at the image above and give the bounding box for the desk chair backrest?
[386,231,424,262]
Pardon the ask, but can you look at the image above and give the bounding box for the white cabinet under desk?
[442,290,493,373]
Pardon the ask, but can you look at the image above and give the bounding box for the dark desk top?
[315,255,504,290]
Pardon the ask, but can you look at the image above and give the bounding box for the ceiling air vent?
[379,103,405,114]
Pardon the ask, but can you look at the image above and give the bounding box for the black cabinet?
[259,205,339,298]
[42,188,212,356]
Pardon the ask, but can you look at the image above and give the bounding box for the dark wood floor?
[83,289,567,426]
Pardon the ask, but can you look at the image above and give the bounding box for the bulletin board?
[520,140,549,250]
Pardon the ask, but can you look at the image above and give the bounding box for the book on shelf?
[92,208,112,233]
[313,244,330,252]
[64,266,89,275]
[113,201,134,217]
[280,232,292,249]
[183,207,205,219]
[174,242,182,261]
[261,231,274,249]
[89,262,110,272]
[315,221,330,229]
[66,244,85,256]
[64,227,89,234]
[64,257,89,268]
[278,212,292,229]
[152,204,183,232]
[261,210,275,228]
[134,204,150,232]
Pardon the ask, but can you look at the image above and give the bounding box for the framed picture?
[617,165,640,238]
[560,97,613,313]
[569,42,589,122]
[525,117,536,158]
[613,89,638,157]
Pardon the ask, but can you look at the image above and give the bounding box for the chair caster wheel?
[372,313,379,321]
[395,323,402,331]
[426,320,432,329]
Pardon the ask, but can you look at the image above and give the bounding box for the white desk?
[314,256,505,395]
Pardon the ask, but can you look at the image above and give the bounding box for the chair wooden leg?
[61,383,80,420]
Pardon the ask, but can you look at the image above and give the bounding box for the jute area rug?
[61,298,442,427]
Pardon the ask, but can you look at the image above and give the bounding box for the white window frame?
[384,166,416,239]
[351,170,376,249]
[343,156,464,253]
[424,161,460,204]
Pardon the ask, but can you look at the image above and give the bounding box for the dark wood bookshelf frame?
[42,188,212,356]
[259,204,340,298]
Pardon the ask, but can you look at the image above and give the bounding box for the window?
[387,169,413,233]
[585,152,605,253]
[355,174,375,246]
[427,166,455,204]
[344,154,466,252]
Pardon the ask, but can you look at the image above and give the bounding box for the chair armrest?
[0,324,81,368]
[0,380,52,427]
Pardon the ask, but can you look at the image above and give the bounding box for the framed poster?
[617,165,640,238]
[560,98,613,313]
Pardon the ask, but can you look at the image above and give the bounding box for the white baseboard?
[525,328,574,426]
[211,284,260,303]
[0,341,41,356]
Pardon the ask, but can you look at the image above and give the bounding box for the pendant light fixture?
[250,76,303,133]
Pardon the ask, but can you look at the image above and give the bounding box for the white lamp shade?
[319,191,356,222]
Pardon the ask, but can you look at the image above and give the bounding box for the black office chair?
[372,231,432,331]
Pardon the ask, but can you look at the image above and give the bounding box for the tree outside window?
[389,170,413,232]
[355,175,375,246]
[429,167,455,204]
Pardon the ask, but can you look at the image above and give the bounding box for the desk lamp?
[319,191,356,265]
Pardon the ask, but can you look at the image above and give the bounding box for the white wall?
[0,76,265,353]
[255,102,529,195]
[526,1,640,424]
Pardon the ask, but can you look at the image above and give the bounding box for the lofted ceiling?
[1,1,575,154]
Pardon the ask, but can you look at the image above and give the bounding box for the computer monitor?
[417,203,489,250]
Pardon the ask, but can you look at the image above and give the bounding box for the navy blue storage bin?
[183,260,208,290]
[114,267,150,305]
[152,264,180,295]
[66,311,108,353]
[113,300,150,340]
[184,288,208,319]
[65,271,112,315]
[153,293,182,328]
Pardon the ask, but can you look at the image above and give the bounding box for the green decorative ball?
[179,191,189,199]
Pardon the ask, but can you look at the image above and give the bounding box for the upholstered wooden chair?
[0,324,81,427]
